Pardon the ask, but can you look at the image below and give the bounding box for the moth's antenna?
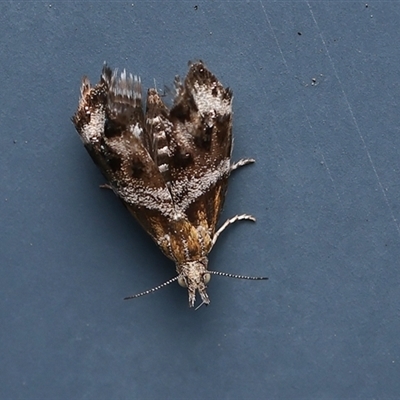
[208,271,268,281]
[124,276,179,300]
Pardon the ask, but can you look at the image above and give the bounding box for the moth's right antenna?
[208,271,268,281]
[124,276,179,300]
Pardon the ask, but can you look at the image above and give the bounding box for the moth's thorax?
[177,258,210,307]
[158,218,212,263]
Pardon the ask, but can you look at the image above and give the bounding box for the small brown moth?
[72,61,267,307]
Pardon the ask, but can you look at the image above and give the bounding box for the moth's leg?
[212,214,256,248]
[99,183,112,190]
[230,158,255,172]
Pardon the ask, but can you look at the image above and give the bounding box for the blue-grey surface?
[1,1,400,399]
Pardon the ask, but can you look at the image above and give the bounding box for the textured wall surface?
[1,2,399,399]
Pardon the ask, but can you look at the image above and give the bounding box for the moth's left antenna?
[124,276,179,300]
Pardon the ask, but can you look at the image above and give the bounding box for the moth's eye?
[204,273,211,284]
[178,276,187,287]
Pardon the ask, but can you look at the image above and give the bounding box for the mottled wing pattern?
[146,62,234,238]
[72,65,177,247]
[73,62,260,307]
[73,62,234,258]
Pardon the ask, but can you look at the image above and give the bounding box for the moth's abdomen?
[146,89,175,182]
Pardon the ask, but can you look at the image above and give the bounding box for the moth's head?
[177,259,211,307]
[123,261,267,308]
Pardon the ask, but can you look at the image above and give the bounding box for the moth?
[72,61,267,307]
